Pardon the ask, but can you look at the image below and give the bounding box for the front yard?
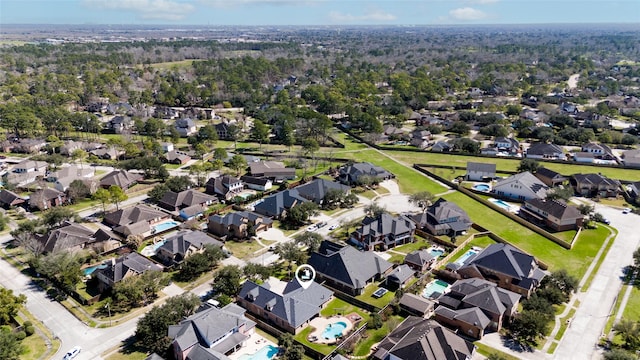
[223,239,275,260]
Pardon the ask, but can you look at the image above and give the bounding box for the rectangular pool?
[455,249,478,265]
[422,279,449,299]
[153,221,179,233]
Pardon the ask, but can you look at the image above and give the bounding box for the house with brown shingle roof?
[157,189,218,220]
[99,170,143,190]
[520,198,584,232]
[0,189,25,209]
[103,204,170,237]
[95,252,163,292]
[28,188,67,211]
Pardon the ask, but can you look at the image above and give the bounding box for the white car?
[328,224,338,231]
[622,208,632,214]
[63,346,81,360]
[306,225,317,232]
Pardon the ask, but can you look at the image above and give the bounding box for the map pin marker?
[295,264,316,290]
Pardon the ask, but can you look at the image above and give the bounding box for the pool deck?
[229,331,277,360]
[306,314,358,344]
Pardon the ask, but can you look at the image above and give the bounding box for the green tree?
[509,310,549,348]
[250,120,270,148]
[408,191,435,211]
[108,185,128,211]
[279,333,305,360]
[243,263,273,282]
[41,207,74,229]
[165,175,194,192]
[148,184,170,203]
[228,154,247,176]
[34,252,82,293]
[0,288,26,325]
[213,147,228,161]
[614,319,640,351]
[93,188,111,214]
[11,220,44,259]
[71,149,87,169]
[274,242,307,267]
[67,179,90,203]
[518,159,541,173]
[283,202,319,227]
[364,201,387,218]
[294,231,323,253]
[212,265,242,298]
[135,293,200,354]
[178,245,224,281]
[545,186,574,201]
[0,328,23,360]
[301,138,319,172]
[368,313,383,329]
[603,348,639,360]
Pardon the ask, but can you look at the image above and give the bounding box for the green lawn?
[474,342,520,360]
[622,286,640,322]
[390,238,431,254]
[352,315,404,356]
[448,236,497,264]
[223,239,273,260]
[581,226,617,292]
[442,191,609,278]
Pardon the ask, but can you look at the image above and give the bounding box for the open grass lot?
[622,286,640,322]
[386,150,640,181]
[146,59,204,69]
[442,191,609,278]
[223,239,274,260]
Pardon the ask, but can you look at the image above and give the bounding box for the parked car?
[622,208,632,214]
[328,224,338,231]
[63,346,81,360]
[306,224,317,232]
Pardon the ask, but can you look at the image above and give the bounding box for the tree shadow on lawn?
[501,335,535,353]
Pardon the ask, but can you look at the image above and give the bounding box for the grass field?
[622,286,640,322]
[146,59,204,69]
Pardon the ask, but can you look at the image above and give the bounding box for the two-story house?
[519,198,584,232]
[411,198,472,237]
[492,172,549,201]
[570,173,621,198]
[207,211,273,240]
[337,162,394,186]
[95,252,163,292]
[206,175,244,201]
[174,118,197,137]
[465,162,496,182]
[253,189,308,218]
[156,230,224,265]
[351,213,416,251]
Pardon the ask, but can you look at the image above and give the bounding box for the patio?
[306,313,360,345]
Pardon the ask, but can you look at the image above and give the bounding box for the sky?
[1,0,638,26]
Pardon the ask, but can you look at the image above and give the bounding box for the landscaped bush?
[15,331,26,340]
[24,325,35,336]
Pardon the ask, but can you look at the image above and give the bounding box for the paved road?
[553,205,640,360]
[0,239,138,360]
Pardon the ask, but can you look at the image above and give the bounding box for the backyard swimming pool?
[322,321,347,340]
[456,249,478,265]
[238,345,279,360]
[83,264,107,276]
[489,198,515,212]
[428,247,445,258]
[472,184,491,191]
[153,221,179,233]
[422,279,450,299]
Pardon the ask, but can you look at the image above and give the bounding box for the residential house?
[434,278,520,339]
[59,140,100,156]
[525,143,566,161]
[240,175,272,191]
[206,175,244,201]
[519,198,584,232]
[570,173,621,198]
[492,172,549,201]
[410,129,431,149]
[351,213,416,251]
[411,198,472,237]
[534,167,567,187]
[56,178,99,194]
[372,316,475,360]
[465,162,496,182]
[169,303,255,360]
[559,102,578,114]
[95,252,162,292]
[160,142,174,153]
[183,346,230,360]
[454,243,547,297]
[386,264,415,290]
[175,118,197,137]
[398,293,435,318]
[207,211,272,240]
[48,165,94,182]
[337,162,393,186]
[29,188,67,211]
[214,122,233,140]
[307,241,393,296]
[12,139,47,154]
[404,250,436,272]
[164,151,191,165]
[156,230,224,265]
[158,189,217,220]
[628,181,640,200]
[495,137,520,155]
[0,190,25,209]
[579,142,617,164]
[294,178,351,205]
[621,149,640,168]
[431,141,453,152]
[106,116,132,134]
[36,222,120,254]
[99,170,143,190]
[237,277,334,334]
[248,161,296,181]
[90,147,123,160]
[253,189,308,218]
[12,159,48,174]
[103,204,170,237]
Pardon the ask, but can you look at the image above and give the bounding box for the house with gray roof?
[207,211,272,240]
[534,167,567,187]
[294,178,350,205]
[99,170,143,190]
[495,137,520,155]
[240,175,272,191]
[621,149,640,168]
[174,118,197,137]
[0,189,25,209]
[156,230,223,265]
[434,278,520,339]
[253,189,308,218]
[169,303,255,360]
[404,249,436,272]
[454,243,546,298]
[28,187,68,211]
[248,161,296,181]
[205,175,243,201]
[411,198,472,237]
[164,150,191,165]
[95,252,163,292]
[570,173,620,198]
[36,221,120,254]
[372,316,475,360]
[525,143,566,161]
[398,293,435,318]
[351,213,415,251]
[184,345,230,360]
[580,142,617,163]
[492,171,549,201]
[465,162,496,181]
[386,264,415,290]
[520,198,584,232]
[337,162,393,185]
[307,241,393,296]
[158,189,217,220]
[237,277,333,334]
[103,204,170,237]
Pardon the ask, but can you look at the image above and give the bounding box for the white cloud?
[201,0,320,7]
[449,7,487,21]
[83,0,194,21]
[329,9,397,23]
[466,0,499,4]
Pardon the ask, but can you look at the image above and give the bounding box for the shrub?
[25,326,35,336]
[22,321,32,327]
[15,331,26,340]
